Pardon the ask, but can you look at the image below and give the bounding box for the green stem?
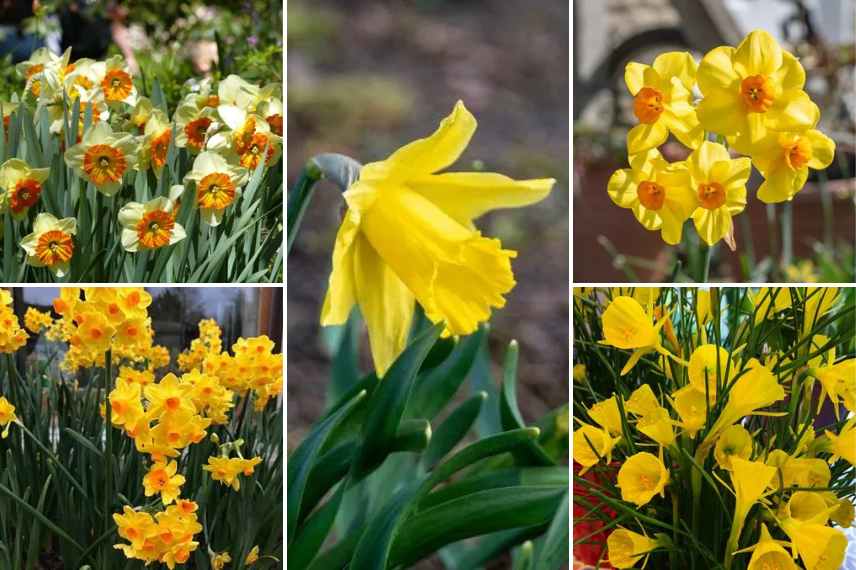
[102,350,114,567]
[818,169,833,250]
[781,200,793,269]
[701,244,712,283]
[286,161,322,254]
[766,204,779,278]
[724,507,746,570]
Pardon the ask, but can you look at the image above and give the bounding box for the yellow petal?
[627,122,669,155]
[770,51,806,90]
[692,207,732,246]
[407,172,554,227]
[607,168,638,209]
[624,62,648,95]
[767,90,819,132]
[601,296,657,350]
[689,141,731,182]
[653,51,697,89]
[696,87,744,135]
[757,166,805,204]
[380,100,476,179]
[320,213,360,326]
[360,187,514,336]
[733,29,783,77]
[697,46,739,93]
[631,201,663,231]
[352,233,415,376]
[805,129,835,170]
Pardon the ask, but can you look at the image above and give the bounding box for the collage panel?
[287,1,570,568]
[573,2,855,283]
[571,287,856,569]
[1,2,283,283]
[0,286,284,568]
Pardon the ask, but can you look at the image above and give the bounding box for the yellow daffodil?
[572,363,587,383]
[184,151,249,227]
[636,407,676,447]
[734,523,798,570]
[696,288,713,325]
[588,394,623,437]
[19,213,77,277]
[626,384,661,417]
[810,358,855,420]
[607,148,696,244]
[23,307,52,333]
[65,122,137,196]
[688,344,734,399]
[607,528,669,569]
[245,545,260,565]
[778,457,831,490]
[616,449,669,507]
[725,457,777,569]
[320,101,554,375]
[573,423,618,474]
[113,506,157,551]
[779,518,846,570]
[714,424,753,470]
[696,29,819,146]
[0,158,50,218]
[207,108,281,169]
[745,127,835,203]
[670,385,707,438]
[99,55,137,104]
[784,491,832,525]
[824,417,855,467]
[751,287,793,324]
[174,102,215,153]
[0,396,17,438]
[610,287,660,308]
[687,141,750,247]
[211,551,232,570]
[203,456,260,491]
[142,460,185,505]
[826,495,855,528]
[600,296,679,375]
[118,186,186,252]
[108,379,145,428]
[623,51,703,154]
[803,287,839,337]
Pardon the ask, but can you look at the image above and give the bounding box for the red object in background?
[573,461,617,569]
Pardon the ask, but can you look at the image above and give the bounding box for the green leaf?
[421,392,486,469]
[287,389,367,543]
[532,490,569,570]
[288,481,348,570]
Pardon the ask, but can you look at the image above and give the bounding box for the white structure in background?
[724,0,855,45]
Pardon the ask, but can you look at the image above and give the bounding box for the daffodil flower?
[184,151,248,226]
[636,407,676,447]
[137,110,173,177]
[616,449,669,507]
[687,343,734,399]
[778,517,847,570]
[599,295,682,375]
[98,55,137,104]
[808,356,854,420]
[207,107,281,170]
[607,528,670,569]
[713,424,753,470]
[174,102,216,153]
[733,523,798,570]
[626,384,661,417]
[688,141,750,247]
[669,385,707,437]
[803,287,839,337]
[320,101,554,375]
[696,29,819,146]
[750,286,793,324]
[118,186,187,253]
[725,458,777,570]
[824,417,855,467]
[0,158,50,219]
[0,396,17,439]
[572,423,618,475]
[65,122,138,196]
[741,128,835,203]
[587,394,623,437]
[624,51,703,154]
[19,213,77,277]
[607,148,696,244]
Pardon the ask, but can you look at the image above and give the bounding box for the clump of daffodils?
[607,30,835,250]
[0,47,281,278]
[573,287,855,569]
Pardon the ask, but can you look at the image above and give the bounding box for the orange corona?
[197,173,236,210]
[83,144,127,185]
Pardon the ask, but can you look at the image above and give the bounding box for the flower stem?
[286,161,322,254]
[724,507,746,570]
[781,201,793,269]
[102,350,114,567]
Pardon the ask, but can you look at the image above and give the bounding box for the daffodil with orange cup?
[19,213,77,277]
[0,158,50,219]
[118,185,187,253]
[65,122,138,196]
[98,55,137,105]
[183,151,248,226]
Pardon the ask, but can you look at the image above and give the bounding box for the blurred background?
[287,0,570,488]
[0,0,282,110]
[573,0,856,283]
[7,287,283,376]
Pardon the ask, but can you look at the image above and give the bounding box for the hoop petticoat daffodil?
[319,101,554,375]
[687,141,750,248]
[599,295,682,375]
[65,122,137,196]
[739,128,835,204]
[616,448,670,507]
[19,213,77,277]
[607,528,670,569]
[118,185,186,252]
[184,151,249,226]
[696,29,818,146]
[607,148,696,245]
[0,158,50,219]
[624,51,703,154]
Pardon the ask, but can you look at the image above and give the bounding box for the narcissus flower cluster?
[572,288,854,569]
[0,48,281,277]
[607,30,836,249]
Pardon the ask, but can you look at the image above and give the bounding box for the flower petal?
[757,166,804,203]
[653,51,697,89]
[407,172,554,226]
[696,87,744,135]
[733,29,783,77]
[698,46,739,93]
[805,129,835,170]
[771,51,806,90]
[627,122,668,155]
[767,90,819,132]
[693,207,732,245]
[320,212,360,326]
[607,168,638,209]
[689,141,731,183]
[624,62,648,95]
